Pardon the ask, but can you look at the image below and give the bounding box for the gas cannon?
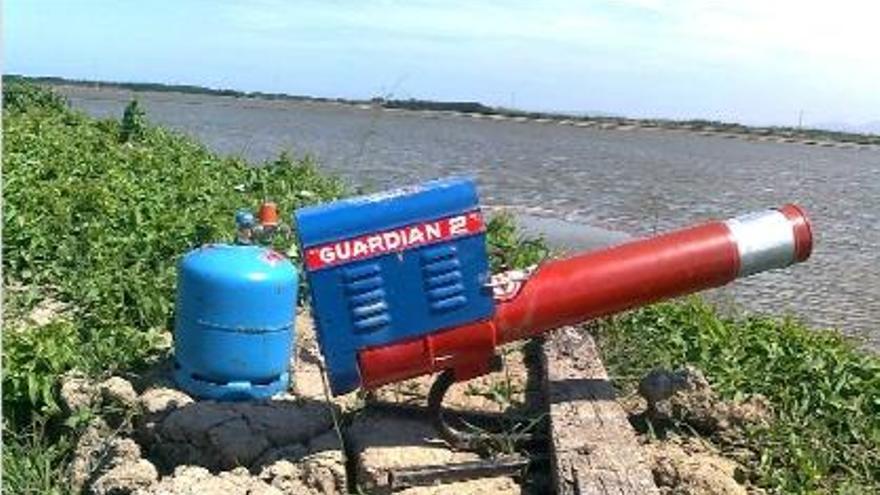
[294,177,813,438]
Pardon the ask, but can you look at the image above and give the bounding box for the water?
[58,86,880,349]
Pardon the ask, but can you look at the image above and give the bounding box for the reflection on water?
[59,86,880,350]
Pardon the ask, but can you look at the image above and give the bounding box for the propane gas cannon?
[293,178,812,397]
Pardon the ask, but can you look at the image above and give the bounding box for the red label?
[305,210,484,270]
[262,250,286,265]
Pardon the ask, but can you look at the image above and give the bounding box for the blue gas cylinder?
[173,243,298,400]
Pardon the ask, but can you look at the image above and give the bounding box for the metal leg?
[378,357,545,489]
[427,368,477,450]
[427,356,540,452]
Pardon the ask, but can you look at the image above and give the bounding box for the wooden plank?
[542,327,659,495]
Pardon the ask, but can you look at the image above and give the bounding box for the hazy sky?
[6,0,880,127]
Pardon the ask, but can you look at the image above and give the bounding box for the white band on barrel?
[725,210,797,277]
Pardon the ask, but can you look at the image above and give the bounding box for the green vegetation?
[485,213,550,272]
[119,99,147,143]
[377,98,495,114]
[5,74,338,103]
[595,299,880,493]
[2,421,74,495]
[3,80,344,421]
[2,81,346,493]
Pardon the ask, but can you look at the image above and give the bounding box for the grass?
[485,213,549,272]
[2,81,343,419]
[2,422,74,495]
[594,298,880,493]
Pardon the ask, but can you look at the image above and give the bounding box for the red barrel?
[359,204,813,389]
[495,204,812,343]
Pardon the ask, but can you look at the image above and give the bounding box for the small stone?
[72,435,142,493]
[100,377,139,410]
[645,438,747,495]
[680,366,711,391]
[298,451,347,495]
[91,459,158,495]
[60,373,98,413]
[639,367,774,438]
[106,438,143,467]
[139,387,194,417]
[229,466,251,477]
[171,465,212,482]
[259,450,347,495]
[260,460,312,494]
[638,368,693,409]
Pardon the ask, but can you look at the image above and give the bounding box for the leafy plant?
[2,82,344,423]
[3,322,87,420]
[486,212,549,271]
[2,421,74,495]
[2,78,68,114]
[119,99,146,143]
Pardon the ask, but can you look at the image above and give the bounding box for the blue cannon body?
[294,177,495,394]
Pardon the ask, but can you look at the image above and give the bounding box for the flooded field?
[58,86,880,349]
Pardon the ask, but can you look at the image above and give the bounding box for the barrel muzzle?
[725,204,813,276]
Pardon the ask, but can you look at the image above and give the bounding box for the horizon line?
[8,73,879,140]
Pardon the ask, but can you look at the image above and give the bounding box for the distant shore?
[10,74,880,148]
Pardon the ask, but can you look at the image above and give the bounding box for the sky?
[5,0,880,128]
